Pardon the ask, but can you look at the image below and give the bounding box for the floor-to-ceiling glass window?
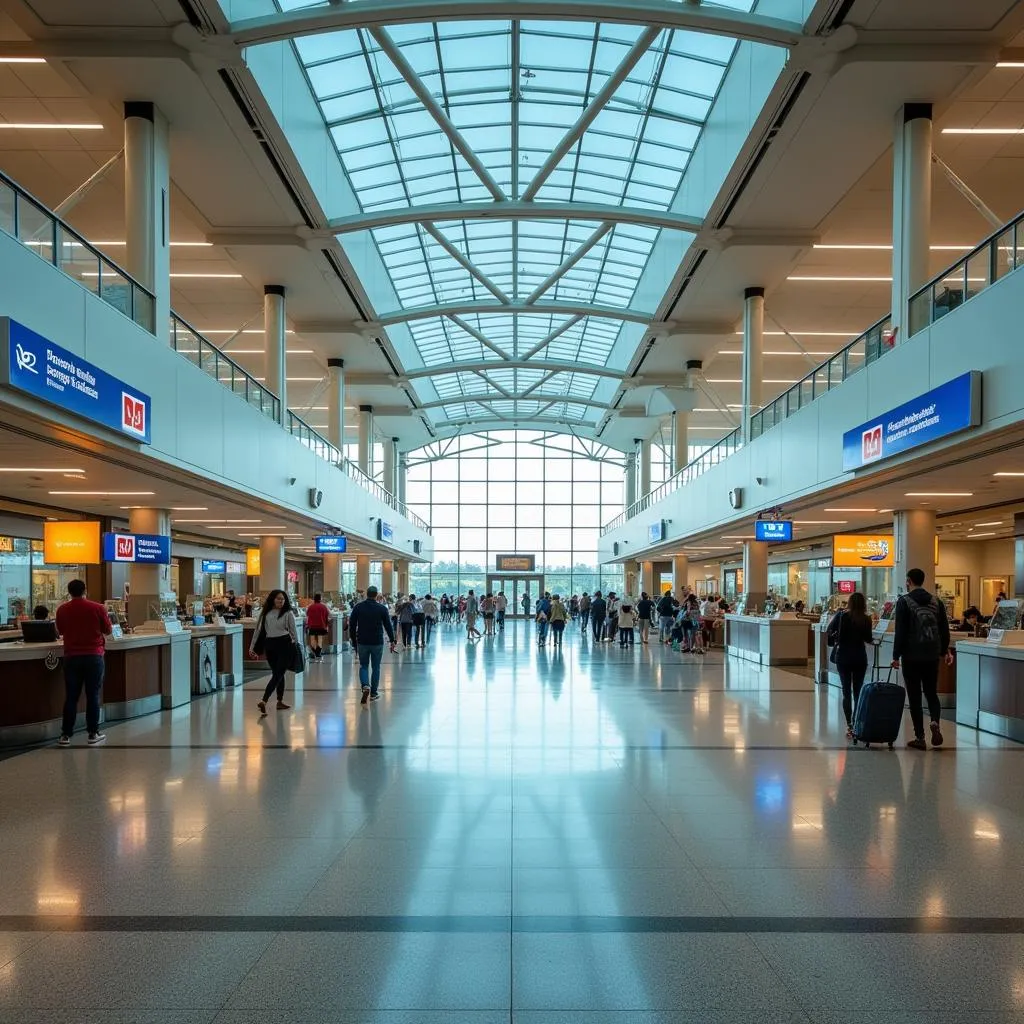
[406,431,625,597]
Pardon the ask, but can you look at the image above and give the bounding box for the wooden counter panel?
[103,647,162,703]
[0,658,67,727]
[979,655,1024,719]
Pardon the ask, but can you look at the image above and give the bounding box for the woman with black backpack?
[827,591,874,739]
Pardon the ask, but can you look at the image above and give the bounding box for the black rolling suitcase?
[851,655,906,750]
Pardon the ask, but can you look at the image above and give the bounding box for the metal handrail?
[909,207,1024,335]
[288,409,341,465]
[0,168,156,332]
[171,312,281,422]
[343,459,432,534]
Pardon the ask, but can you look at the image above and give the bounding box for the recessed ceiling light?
[974,521,1004,527]
[968,532,996,538]
[0,122,103,129]
[0,467,86,473]
[81,272,242,279]
[48,490,155,496]
[718,349,834,356]
[793,520,848,525]
[0,57,46,63]
[942,127,1024,134]
[824,508,877,512]
[200,329,296,334]
[171,507,209,511]
[996,61,1024,67]
[787,275,892,282]
[813,243,973,252]
[994,472,1024,477]
[904,492,973,497]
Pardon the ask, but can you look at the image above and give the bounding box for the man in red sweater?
[54,579,112,746]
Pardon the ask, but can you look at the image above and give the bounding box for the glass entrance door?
[487,574,545,616]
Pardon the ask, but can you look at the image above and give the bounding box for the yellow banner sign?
[0,536,14,554]
[246,548,261,576]
[43,521,100,565]
[833,534,895,568]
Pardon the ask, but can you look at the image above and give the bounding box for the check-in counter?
[812,622,832,685]
[725,614,812,668]
[189,623,244,686]
[873,629,965,708]
[326,609,347,653]
[0,628,22,645]
[0,632,191,745]
[955,640,1024,741]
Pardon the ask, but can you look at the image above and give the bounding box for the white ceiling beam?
[402,359,625,380]
[420,390,610,411]
[369,26,506,202]
[446,313,511,360]
[376,299,654,327]
[473,370,514,399]
[421,222,512,304]
[522,26,661,202]
[435,415,600,432]
[328,200,703,235]
[525,224,613,304]
[517,370,559,400]
[519,314,585,361]
[227,1,805,49]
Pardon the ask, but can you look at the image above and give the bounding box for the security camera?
[755,477,765,486]
[287,476,297,486]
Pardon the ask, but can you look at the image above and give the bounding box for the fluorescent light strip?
[968,532,996,538]
[171,507,208,511]
[794,520,848,525]
[718,349,834,356]
[730,331,855,337]
[81,272,242,279]
[0,467,85,473]
[813,244,973,251]
[707,379,798,385]
[0,122,102,129]
[225,349,313,355]
[905,492,974,497]
[994,472,1024,477]
[824,508,877,513]
[788,275,892,282]
[0,57,45,63]
[974,522,1004,527]
[942,127,1024,134]
[49,490,154,496]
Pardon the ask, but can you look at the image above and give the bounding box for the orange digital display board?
[246,548,261,576]
[833,534,895,568]
[43,521,100,565]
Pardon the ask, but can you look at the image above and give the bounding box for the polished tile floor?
[2,619,1024,1023]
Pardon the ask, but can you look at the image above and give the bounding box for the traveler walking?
[349,585,397,705]
[579,591,591,632]
[521,592,531,620]
[636,591,655,644]
[250,589,298,716]
[481,593,496,636]
[412,596,426,647]
[495,590,507,631]
[657,591,676,643]
[618,596,636,647]
[605,592,619,642]
[891,567,951,749]
[827,591,874,738]
[536,592,552,646]
[549,594,567,647]
[465,590,482,639]
[421,594,438,645]
[55,579,112,746]
[590,591,606,642]
[397,595,415,648]
[305,593,330,659]
[569,594,579,621]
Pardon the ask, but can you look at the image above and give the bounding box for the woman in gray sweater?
[250,589,298,715]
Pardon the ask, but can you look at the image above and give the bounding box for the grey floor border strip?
[2,915,1023,934]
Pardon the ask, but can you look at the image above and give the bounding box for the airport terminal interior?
[4,0,1024,1019]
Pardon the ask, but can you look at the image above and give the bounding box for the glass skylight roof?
[284,4,760,429]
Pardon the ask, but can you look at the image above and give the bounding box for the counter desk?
[0,628,22,645]
[955,640,1024,742]
[725,614,812,669]
[873,629,963,709]
[0,632,191,746]
[188,623,244,688]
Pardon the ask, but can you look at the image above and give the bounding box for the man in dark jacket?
[891,567,952,749]
[657,592,676,643]
[590,591,607,642]
[349,586,397,705]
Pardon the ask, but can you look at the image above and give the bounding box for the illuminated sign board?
[0,536,13,554]
[378,520,394,544]
[246,548,261,576]
[316,536,348,554]
[102,532,171,564]
[0,318,152,443]
[43,521,100,565]
[837,580,856,595]
[833,534,895,568]
[754,520,793,543]
[496,554,536,573]
[201,559,227,574]
[648,521,665,544]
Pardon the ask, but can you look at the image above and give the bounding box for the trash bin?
[192,636,217,695]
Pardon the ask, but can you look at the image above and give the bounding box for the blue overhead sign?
[315,535,348,554]
[378,520,394,544]
[102,532,171,564]
[842,371,980,473]
[201,559,227,574]
[648,521,665,544]
[0,318,151,444]
[755,520,793,543]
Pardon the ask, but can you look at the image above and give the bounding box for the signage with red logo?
[861,425,883,464]
[122,393,146,438]
[101,532,170,564]
[114,535,136,561]
[837,580,856,595]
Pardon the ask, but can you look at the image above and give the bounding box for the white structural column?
[123,102,170,343]
[892,103,933,339]
[358,406,374,476]
[126,508,171,623]
[673,411,689,475]
[322,553,343,594]
[672,555,689,595]
[383,438,398,496]
[638,438,651,497]
[259,536,285,593]
[381,560,395,595]
[641,561,655,595]
[264,285,287,425]
[894,509,936,593]
[624,449,637,509]
[355,555,370,594]
[742,287,764,443]
[397,560,410,596]
[743,540,769,610]
[327,358,345,454]
[397,452,408,506]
